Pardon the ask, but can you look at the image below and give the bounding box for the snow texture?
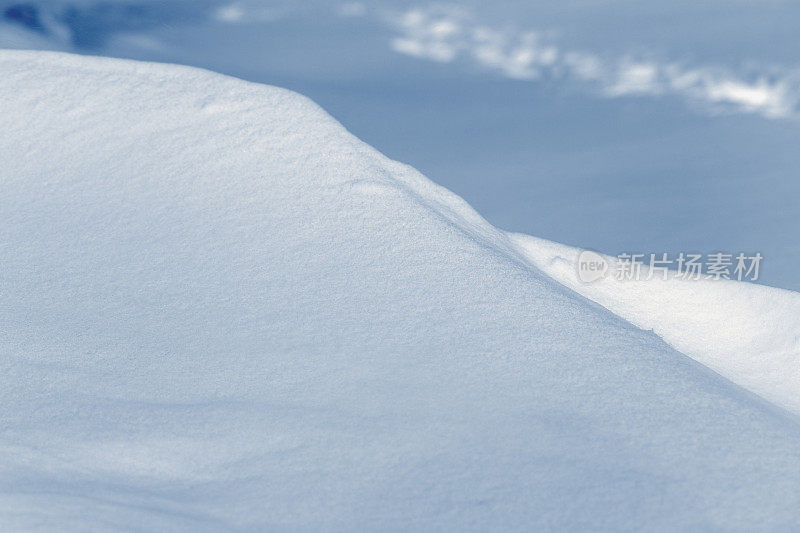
[2,51,800,530]
[511,234,800,417]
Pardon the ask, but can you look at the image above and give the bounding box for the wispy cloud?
[385,6,799,119]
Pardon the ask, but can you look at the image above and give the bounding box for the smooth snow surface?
[2,51,800,530]
[510,235,800,416]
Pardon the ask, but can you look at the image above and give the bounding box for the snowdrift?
[511,235,800,416]
[2,51,800,530]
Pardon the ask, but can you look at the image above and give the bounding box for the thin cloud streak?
[385,6,799,119]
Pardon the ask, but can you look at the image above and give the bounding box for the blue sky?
[3,0,798,290]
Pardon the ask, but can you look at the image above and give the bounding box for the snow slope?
[510,235,800,416]
[4,1,800,293]
[2,51,800,530]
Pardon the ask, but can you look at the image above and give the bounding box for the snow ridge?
[2,51,800,530]
[510,234,800,415]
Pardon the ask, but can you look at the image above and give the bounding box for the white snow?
[510,234,800,416]
[2,50,800,530]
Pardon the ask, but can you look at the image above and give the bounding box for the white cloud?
[701,78,792,117]
[389,8,464,62]
[563,52,604,81]
[213,2,282,24]
[214,4,245,23]
[471,30,558,80]
[386,6,800,119]
[338,3,367,18]
[607,62,661,96]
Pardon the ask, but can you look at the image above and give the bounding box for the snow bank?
[2,51,800,530]
[510,234,800,415]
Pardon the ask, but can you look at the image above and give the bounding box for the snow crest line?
[507,232,800,415]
